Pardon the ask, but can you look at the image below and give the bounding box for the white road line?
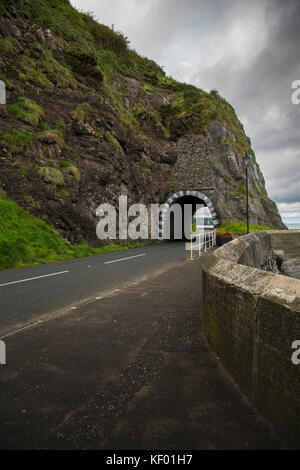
[104,253,146,265]
[1,320,43,339]
[0,270,69,288]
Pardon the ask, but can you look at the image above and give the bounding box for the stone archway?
[158,190,219,240]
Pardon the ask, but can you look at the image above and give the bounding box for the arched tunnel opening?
[161,195,215,242]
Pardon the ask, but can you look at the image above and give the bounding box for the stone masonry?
[172,135,214,192]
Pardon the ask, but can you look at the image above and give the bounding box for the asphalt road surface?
[0,242,187,334]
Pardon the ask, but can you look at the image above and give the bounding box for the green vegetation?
[7,0,252,154]
[70,102,92,122]
[61,160,80,180]
[0,2,7,16]
[35,166,65,186]
[19,50,78,89]
[0,183,6,199]
[105,131,124,154]
[0,129,32,154]
[19,55,53,88]
[236,185,246,199]
[0,35,21,55]
[55,120,66,133]
[8,97,44,126]
[0,0,272,271]
[14,0,160,83]
[217,221,276,236]
[60,159,73,167]
[65,43,103,79]
[158,85,249,151]
[0,76,11,85]
[0,199,149,270]
[224,175,234,184]
[23,195,41,208]
[37,128,64,146]
[234,185,255,201]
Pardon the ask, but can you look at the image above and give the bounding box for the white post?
[0,340,6,365]
[0,80,6,105]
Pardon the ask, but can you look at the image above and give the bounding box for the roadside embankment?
[202,230,300,449]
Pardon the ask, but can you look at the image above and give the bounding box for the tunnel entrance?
[159,190,219,241]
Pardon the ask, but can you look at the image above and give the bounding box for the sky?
[71,0,300,224]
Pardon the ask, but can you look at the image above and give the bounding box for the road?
[0,242,186,334]
[0,254,282,450]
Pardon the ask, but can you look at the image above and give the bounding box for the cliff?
[0,0,285,245]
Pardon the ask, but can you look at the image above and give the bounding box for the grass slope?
[217,220,276,236]
[1,0,253,154]
[0,200,148,270]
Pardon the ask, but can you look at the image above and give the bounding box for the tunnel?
[159,190,219,241]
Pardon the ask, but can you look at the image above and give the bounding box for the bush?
[8,97,44,126]
[65,44,103,79]
[70,102,92,122]
[35,166,65,186]
[37,129,64,146]
[61,160,80,180]
[0,130,32,154]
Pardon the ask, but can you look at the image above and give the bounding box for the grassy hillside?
[0,0,252,155]
[0,199,147,270]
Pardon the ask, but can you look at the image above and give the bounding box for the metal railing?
[188,230,216,258]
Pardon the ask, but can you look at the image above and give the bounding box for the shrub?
[61,160,80,180]
[81,13,129,56]
[18,51,78,89]
[70,102,92,122]
[237,185,246,199]
[0,130,32,154]
[0,36,21,55]
[65,44,103,79]
[8,97,44,127]
[35,166,65,186]
[105,131,124,154]
[37,129,64,146]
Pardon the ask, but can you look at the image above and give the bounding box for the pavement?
[0,253,284,450]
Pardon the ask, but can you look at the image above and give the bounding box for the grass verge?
[217,220,276,236]
[0,199,149,271]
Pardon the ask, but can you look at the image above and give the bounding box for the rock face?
[0,1,285,245]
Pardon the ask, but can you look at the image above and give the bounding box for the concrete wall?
[202,231,300,448]
[269,231,300,280]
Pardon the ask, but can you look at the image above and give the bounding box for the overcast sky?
[71,0,300,224]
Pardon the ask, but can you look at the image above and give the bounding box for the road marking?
[0,270,69,288]
[104,253,146,265]
[1,320,43,339]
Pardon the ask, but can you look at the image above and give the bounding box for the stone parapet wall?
[202,231,300,448]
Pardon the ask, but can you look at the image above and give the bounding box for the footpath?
[0,255,283,449]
